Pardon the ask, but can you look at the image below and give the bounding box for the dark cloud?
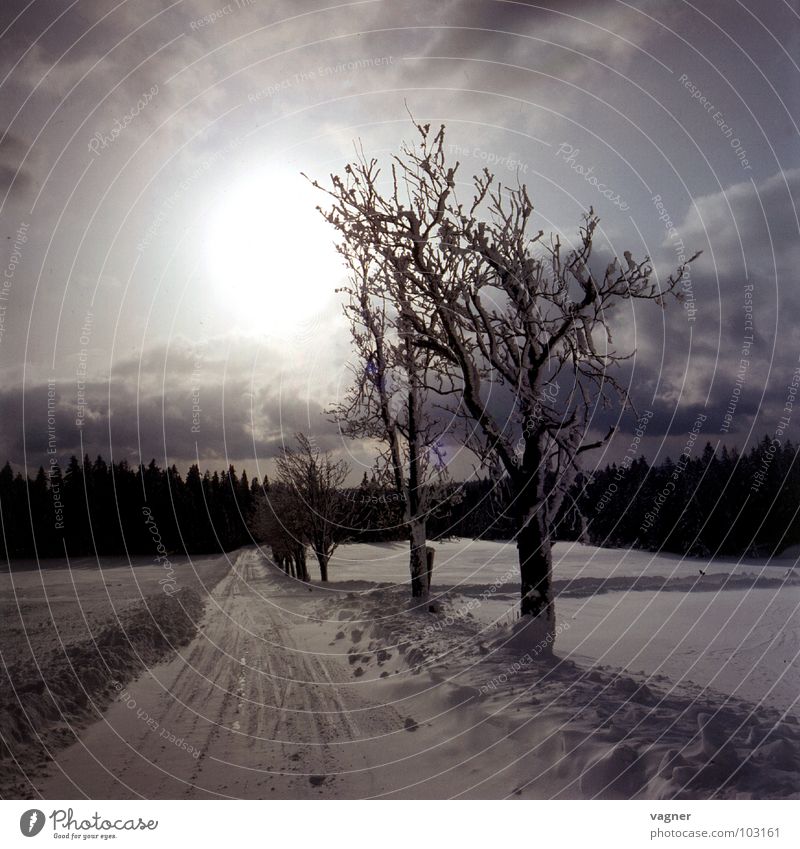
[0,0,797,481]
[0,371,340,473]
[587,166,800,455]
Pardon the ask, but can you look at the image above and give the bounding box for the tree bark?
[516,507,554,638]
[409,518,428,598]
[316,551,329,582]
[295,546,310,582]
[425,545,435,593]
[514,435,555,645]
[395,293,434,601]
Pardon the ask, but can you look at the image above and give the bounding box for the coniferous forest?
[0,456,258,560]
[566,436,800,557]
[0,435,797,564]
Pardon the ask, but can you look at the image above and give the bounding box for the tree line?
[568,437,800,558]
[2,435,796,569]
[0,456,257,561]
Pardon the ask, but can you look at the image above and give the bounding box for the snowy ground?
[327,538,796,585]
[327,540,800,713]
[6,544,798,799]
[0,553,228,668]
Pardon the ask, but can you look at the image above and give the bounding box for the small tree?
[275,434,350,582]
[318,123,698,641]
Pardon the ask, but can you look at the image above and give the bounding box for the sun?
[205,169,344,336]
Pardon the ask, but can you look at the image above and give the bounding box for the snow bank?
[0,588,205,793]
[325,541,799,714]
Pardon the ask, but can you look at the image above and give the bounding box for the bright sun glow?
[206,170,343,336]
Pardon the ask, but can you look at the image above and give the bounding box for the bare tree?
[275,434,350,582]
[323,245,452,597]
[315,123,698,641]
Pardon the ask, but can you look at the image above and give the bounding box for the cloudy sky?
[1,0,798,482]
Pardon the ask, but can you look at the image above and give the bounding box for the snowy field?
[0,553,229,668]
[327,538,796,585]
[327,540,799,714]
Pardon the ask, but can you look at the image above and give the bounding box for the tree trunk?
[409,518,428,598]
[405,345,429,600]
[425,545,435,592]
[516,506,554,639]
[316,550,329,582]
[293,546,310,582]
[515,435,556,646]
